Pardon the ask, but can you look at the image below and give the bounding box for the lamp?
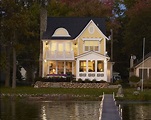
[45,41,48,45]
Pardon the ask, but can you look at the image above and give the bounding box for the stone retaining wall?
[34,81,110,88]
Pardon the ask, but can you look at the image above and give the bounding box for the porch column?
[47,61,49,75]
[76,60,79,80]
[56,61,58,74]
[72,61,74,75]
[104,60,107,81]
[86,60,88,72]
[42,61,44,77]
[64,61,66,74]
[95,60,97,72]
[95,60,97,78]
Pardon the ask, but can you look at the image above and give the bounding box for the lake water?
[1,99,151,120]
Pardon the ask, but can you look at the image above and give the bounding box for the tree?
[123,0,151,59]
[1,0,37,88]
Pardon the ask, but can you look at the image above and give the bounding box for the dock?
[100,94,122,120]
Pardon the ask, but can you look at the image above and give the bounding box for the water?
[1,99,151,120]
[120,102,151,120]
[0,100,100,120]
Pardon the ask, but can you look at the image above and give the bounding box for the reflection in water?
[41,105,47,120]
[120,103,151,120]
[1,99,151,120]
[39,101,100,120]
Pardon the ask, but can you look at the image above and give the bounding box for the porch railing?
[46,50,74,60]
[79,72,104,79]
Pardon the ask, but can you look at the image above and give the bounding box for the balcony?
[46,50,74,60]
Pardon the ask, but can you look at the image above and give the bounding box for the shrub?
[99,80,106,83]
[77,78,83,83]
[129,75,140,83]
[143,79,151,89]
[92,79,97,83]
[115,79,123,84]
[84,78,90,83]
[129,75,141,87]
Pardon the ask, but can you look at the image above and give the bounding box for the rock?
[133,91,140,95]
[116,85,124,97]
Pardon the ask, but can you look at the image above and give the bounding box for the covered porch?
[42,60,75,77]
[76,51,110,81]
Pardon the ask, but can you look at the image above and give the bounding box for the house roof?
[42,17,106,40]
[134,52,151,68]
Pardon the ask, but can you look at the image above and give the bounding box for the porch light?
[44,59,47,62]
[45,41,48,45]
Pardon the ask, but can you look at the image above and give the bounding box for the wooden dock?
[100,94,122,120]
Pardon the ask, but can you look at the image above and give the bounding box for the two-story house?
[41,17,113,82]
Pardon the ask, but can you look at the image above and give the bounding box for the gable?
[135,57,151,68]
[75,20,108,40]
[76,51,109,60]
[134,52,151,68]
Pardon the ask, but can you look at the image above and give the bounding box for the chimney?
[40,8,47,39]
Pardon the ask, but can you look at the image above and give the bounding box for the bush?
[115,79,123,84]
[143,79,151,89]
[92,79,97,83]
[129,75,140,83]
[77,78,83,83]
[84,78,91,83]
[129,75,141,87]
[99,80,106,83]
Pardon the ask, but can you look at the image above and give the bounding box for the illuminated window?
[49,62,56,74]
[79,60,86,72]
[51,42,57,51]
[65,42,71,52]
[84,41,99,52]
[58,43,63,51]
[97,60,104,72]
[88,60,95,72]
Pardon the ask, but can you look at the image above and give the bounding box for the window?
[51,42,57,51]
[49,62,56,74]
[58,43,63,51]
[97,60,104,72]
[79,60,86,72]
[84,41,99,52]
[66,62,72,73]
[65,42,71,52]
[88,60,95,72]
[58,61,64,74]
[139,69,148,79]
[149,69,151,78]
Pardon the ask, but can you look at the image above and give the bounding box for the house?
[130,52,151,79]
[41,17,114,82]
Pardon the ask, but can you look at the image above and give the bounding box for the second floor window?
[84,41,99,52]
[50,42,72,52]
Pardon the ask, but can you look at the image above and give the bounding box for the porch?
[46,50,74,60]
[76,59,108,81]
[42,60,75,77]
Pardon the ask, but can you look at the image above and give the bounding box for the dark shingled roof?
[42,17,106,40]
[134,52,151,67]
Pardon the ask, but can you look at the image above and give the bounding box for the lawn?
[0,86,117,96]
[0,86,151,101]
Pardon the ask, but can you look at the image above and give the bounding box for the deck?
[100,94,122,120]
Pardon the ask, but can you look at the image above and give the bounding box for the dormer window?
[52,28,71,37]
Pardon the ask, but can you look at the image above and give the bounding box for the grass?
[0,86,117,97]
[116,88,151,101]
[1,86,151,101]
